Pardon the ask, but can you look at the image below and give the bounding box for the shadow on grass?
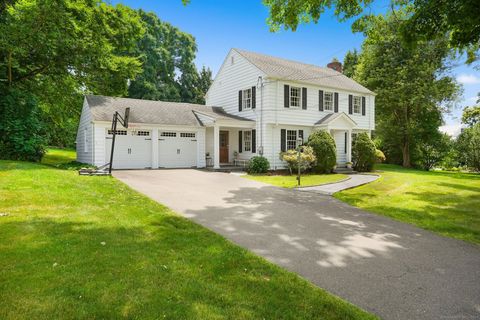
[0,214,372,319]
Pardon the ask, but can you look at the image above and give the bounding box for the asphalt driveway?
[114,169,480,320]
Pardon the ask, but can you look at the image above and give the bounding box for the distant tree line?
[0,0,212,160]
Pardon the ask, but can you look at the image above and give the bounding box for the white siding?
[264,80,375,130]
[75,98,94,164]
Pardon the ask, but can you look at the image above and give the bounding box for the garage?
[158,131,197,168]
[105,129,152,169]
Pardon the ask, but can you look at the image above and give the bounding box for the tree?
[461,105,480,127]
[354,12,459,167]
[263,0,480,63]
[0,0,145,152]
[127,10,212,104]
[455,124,480,172]
[307,130,337,173]
[417,133,452,170]
[342,49,359,79]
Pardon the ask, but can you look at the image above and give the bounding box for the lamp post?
[296,137,303,187]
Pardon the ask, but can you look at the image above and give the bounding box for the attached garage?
[158,131,197,168]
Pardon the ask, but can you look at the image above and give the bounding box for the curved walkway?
[299,174,380,195]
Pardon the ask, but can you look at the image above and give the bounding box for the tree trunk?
[402,141,411,167]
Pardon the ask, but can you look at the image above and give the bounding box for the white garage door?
[158,131,197,168]
[105,129,152,169]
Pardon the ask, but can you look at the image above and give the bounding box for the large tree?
[127,10,212,104]
[263,0,480,63]
[342,49,359,78]
[354,12,459,167]
[0,0,145,153]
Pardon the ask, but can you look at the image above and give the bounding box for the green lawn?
[335,164,480,245]
[245,173,348,188]
[40,147,76,166]
[0,151,375,319]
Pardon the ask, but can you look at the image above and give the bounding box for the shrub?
[307,130,336,173]
[455,123,480,172]
[280,146,316,175]
[352,132,376,172]
[375,149,386,163]
[247,156,270,174]
[0,88,46,161]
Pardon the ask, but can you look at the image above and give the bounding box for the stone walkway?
[299,174,380,195]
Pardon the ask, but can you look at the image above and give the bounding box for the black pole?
[108,114,117,174]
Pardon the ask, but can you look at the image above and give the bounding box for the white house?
[76,48,375,170]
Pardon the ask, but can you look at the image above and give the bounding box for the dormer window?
[242,88,252,109]
[290,86,301,108]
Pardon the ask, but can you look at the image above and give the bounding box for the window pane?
[243,88,252,109]
[244,131,252,152]
[324,92,333,111]
[286,130,297,150]
[290,87,301,107]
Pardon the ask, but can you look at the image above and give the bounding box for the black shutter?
[302,87,307,109]
[344,132,347,154]
[252,86,256,109]
[281,129,286,152]
[284,85,290,108]
[362,96,366,115]
[334,92,339,112]
[238,131,243,153]
[298,130,304,144]
[348,95,353,114]
[252,129,256,153]
[238,90,243,112]
[319,90,324,111]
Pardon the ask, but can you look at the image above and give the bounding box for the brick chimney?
[327,59,342,73]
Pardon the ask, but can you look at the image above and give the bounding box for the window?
[353,96,361,114]
[324,92,334,111]
[136,131,150,136]
[286,130,297,150]
[107,129,127,135]
[243,130,252,152]
[242,88,252,109]
[180,132,196,138]
[161,132,176,137]
[231,56,235,65]
[290,86,301,107]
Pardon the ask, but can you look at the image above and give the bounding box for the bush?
[307,130,336,173]
[416,133,452,170]
[247,156,270,174]
[280,146,316,175]
[455,123,480,172]
[0,88,46,161]
[352,132,376,172]
[375,149,386,163]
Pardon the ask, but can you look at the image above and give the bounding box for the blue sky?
[112,0,479,136]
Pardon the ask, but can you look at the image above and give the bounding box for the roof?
[85,95,253,126]
[315,112,357,126]
[234,49,374,95]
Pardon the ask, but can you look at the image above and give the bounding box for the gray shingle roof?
[234,49,374,95]
[85,95,252,126]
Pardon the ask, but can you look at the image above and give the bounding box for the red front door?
[220,131,229,163]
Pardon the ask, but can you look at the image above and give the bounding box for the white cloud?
[457,74,480,85]
[439,123,464,138]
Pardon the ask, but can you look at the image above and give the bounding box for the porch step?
[334,167,357,174]
[205,166,247,173]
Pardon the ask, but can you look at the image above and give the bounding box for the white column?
[151,129,159,168]
[347,130,352,162]
[213,125,220,169]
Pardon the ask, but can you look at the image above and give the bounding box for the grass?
[40,147,76,166]
[245,173,348,188]
[335,164,480,245]
[0,150,376,319]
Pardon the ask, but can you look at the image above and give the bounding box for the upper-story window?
[324,92,334,111]
[353,96,362,114]
[290,86,301,107]
[242,88,252,109]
